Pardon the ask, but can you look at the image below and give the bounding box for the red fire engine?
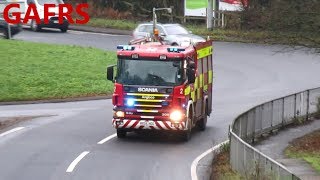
[107,33,213,141]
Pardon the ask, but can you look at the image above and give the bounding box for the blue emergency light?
[126,98,135,107]
[117,45,135,51]
[167,47,185,53]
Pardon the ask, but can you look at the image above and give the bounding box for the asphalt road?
[0,29,320,180]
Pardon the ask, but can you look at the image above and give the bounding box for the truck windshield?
[116,59,184,86]
[37,0,63,5]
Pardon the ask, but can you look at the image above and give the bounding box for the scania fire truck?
[107,33,213,141]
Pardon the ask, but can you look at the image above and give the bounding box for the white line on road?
[66,151,90,173]
[69,30,129,37]
[191,140,229,180]
[97,133,117,144]
[0,127,25,138]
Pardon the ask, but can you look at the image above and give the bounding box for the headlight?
[170,111,183,122]
[115,111,125,118]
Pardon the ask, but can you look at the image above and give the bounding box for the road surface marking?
[0,127,25,138]
[97,133,117,144]
[66,151,90,173]
[191,140,229,180]
[69,30,128,37]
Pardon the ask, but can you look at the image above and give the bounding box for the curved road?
[0,29,320,180]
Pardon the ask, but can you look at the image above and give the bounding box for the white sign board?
[184,0,244,17]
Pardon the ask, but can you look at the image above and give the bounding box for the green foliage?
[241,0,320,31]
[88,18,137,30]
[285,150,320,173]
[0,39,116,102]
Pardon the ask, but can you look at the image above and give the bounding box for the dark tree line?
[68,0,319,34]
[66,0,185,19]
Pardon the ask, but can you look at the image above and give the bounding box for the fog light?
[170,111,183,122]
[115,111,125,118]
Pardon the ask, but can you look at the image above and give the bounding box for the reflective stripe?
[141,116,155,119]
[191,91,196,101]
[137,110,159,113]
[197,46,213,59]
[199,74,203,88]
[208,70,213,84]
[194,77,198,89]
[134,99,165,102]
[135,104,162,107]
[204,84,208,91]
[184,86,191,95]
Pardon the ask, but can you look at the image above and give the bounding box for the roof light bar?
[167,47,185,53]
[117,45,135,51]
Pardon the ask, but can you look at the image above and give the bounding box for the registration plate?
[53,20,59,24]
[139,120,155,127]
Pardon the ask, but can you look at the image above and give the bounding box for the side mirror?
[187,69,195,84]
[188,61,196,69]
[107,65,116,82]
[160,33,166,37]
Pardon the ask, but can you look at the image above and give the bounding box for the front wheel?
[117,129,127,138]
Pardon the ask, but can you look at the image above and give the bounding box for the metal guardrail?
[229,87,320,179]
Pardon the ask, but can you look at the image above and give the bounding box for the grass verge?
[285,130,320,173]
[211,143,243,180]
[87,18,320,48]
[0,39,116,102]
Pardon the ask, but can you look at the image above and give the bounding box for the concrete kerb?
[191,140,229,180]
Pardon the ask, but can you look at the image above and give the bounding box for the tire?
[31,20,41,32]
[198,114,207,131]
[117,129,127,138]
[198,104,208,131]
[181,110,192,141]
[60,27,68,33]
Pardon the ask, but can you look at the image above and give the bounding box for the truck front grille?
[124,93,171,119]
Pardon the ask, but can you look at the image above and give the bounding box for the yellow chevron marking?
[208,70,213,84]
[197,46,213,59]
[199,74,204,88]
[184,86,191,95]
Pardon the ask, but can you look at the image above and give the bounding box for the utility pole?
[207,0,213,30]
[152,7,172,35]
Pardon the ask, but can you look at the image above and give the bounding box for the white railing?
[229,87,320,179]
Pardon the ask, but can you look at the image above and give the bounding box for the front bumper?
[113,119,187,131]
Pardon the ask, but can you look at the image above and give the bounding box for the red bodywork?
[112,41,213,132]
